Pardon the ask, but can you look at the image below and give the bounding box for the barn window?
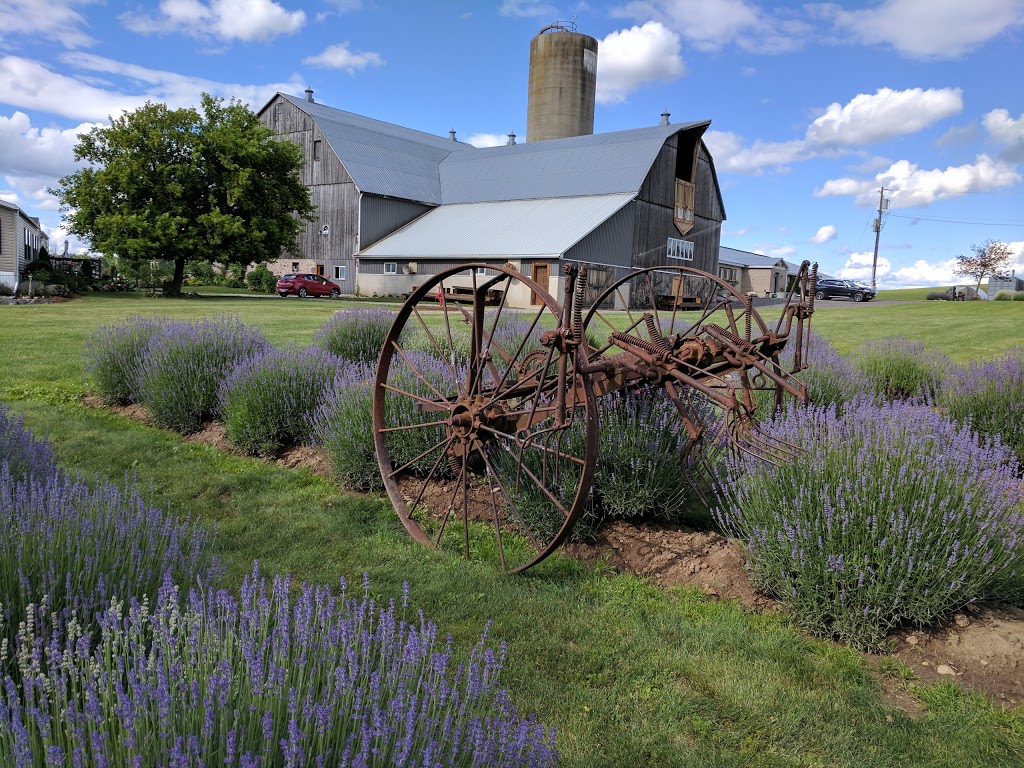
[334,265,346,281]
[313,140,322,161]
[384,262,398,275]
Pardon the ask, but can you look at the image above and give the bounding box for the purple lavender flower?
[1,567,557,767]
[0,405,57,484]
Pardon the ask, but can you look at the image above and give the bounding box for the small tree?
[955,240,1013,292]
[53,95,316,296]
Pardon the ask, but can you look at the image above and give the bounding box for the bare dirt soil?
[79,396,1024,708]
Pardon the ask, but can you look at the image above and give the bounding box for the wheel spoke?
[477,424,586,465]
[412,305,460,382]
[386,434,454,480]
[389,342,454,405]
[490,439,572,520]
[476,445,545,553]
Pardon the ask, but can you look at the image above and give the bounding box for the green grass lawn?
[2,292,1022,767]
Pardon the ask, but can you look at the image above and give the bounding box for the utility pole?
[870,187,888,290]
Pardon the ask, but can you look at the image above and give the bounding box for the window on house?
[313,140,322,161]
[334,265,346,281]
[384,262,398,275]
[291,262,299,271]
[475,266,487,275]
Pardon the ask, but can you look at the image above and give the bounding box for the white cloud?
[983,108,1024,161]
[0,54,304,122]
[466,133,509,148]
[886,259,960,288]
[703,130,805,174]
[815,154,1022,207]
[613,0,809,53]
[499,0,557,17]
[810,225,836,244]
[816,0,1024,59]
[303,43,384,72]
[0,56,140,122]
[837,252,886,282]
[0,112,95,180]
[121,0,305,43]
[805,88,963,147]
[0,0,96,49]
[597,22,684,104]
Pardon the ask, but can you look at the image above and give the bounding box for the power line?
[888,213,1024,227]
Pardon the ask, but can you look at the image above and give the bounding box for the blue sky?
[1,0,1022,287]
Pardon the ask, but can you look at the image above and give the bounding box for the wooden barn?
[257,91,726,307]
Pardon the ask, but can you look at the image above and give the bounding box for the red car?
[276,273,341,298]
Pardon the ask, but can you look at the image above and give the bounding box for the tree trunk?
[169,257,186,296]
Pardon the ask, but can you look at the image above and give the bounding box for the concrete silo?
[526,24,598,143]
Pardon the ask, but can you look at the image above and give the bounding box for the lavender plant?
[83,315,165,404]
[789,331,872,414]
[853,336,950,402]
[313,309,396,364]
[140,316,270,433]
[0,469,219,665]
[316,353,456,492]
[220,345,341,456]
[0,406,56,484]
[940,348,1024,464]
[715,398,1024,649]
[0,566,557,768]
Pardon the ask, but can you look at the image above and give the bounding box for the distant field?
[874,286,943,301]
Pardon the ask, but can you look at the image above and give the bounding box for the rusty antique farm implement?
[373,262,818,572]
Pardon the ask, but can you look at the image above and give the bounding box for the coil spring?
[571,265,588,341]
[611,330,663,356]
[706,323,746,347]
[808,263,818,312]
[643,313,670,350]
[744,294,753,341]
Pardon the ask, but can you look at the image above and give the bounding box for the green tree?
[53,94,315,296]
[955,239,1013,292]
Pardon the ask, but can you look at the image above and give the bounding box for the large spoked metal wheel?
[582,265,788,444]
[373,264,598,573]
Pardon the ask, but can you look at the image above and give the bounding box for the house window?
[274,101,283,116]
[291,262,299,271]
[313,140,322,161]
[384,262,398,275]
[475,266,487,275]
[334,265,346,281]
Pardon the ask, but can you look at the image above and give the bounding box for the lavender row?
[715,397,1024,649]
[1,565,557,768]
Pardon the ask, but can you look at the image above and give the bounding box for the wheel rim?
[581,265,798,460]
[373,264,597,573]
[299,288,307,297]
[854,293,864,302]
[815,291,825,300]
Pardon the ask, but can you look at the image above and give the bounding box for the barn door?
[531,262,550,306]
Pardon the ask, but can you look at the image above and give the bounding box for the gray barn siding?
[564,201,635,269]
[360,196,434,249]
[260,98,360,288]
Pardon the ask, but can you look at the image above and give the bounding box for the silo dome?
[526,24,598,142]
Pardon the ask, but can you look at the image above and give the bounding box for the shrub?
[0,469,219,666]
[245,263,277,294]
[316,353,455,491]
[852,336,949,402]
[0,406,57,484]
[1014,291,1024,302]
[219,345,340,456]
[715,398,1024,649]
[313,309,396,364]
[0,283,13,297]
[778,331,871,415]
[925,291,950,301]
[993,290,1015,301]
[141,317,270,433]
[585,389,715,526]
[84,315,165,404]
[0,567,557,767]
[941,348,1024,465]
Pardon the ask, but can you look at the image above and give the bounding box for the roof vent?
[660,110,670,127]
[507,131,517,145]
[305,88,315,103]
[449,129,457,141]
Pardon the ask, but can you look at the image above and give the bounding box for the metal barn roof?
[719,247,788,269]
[358,193,635,259]
[282,95,475,205]
[438,122,710,204]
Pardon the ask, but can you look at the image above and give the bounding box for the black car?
[814,278,876,302]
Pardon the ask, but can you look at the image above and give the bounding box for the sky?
[2,0,1023,288]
